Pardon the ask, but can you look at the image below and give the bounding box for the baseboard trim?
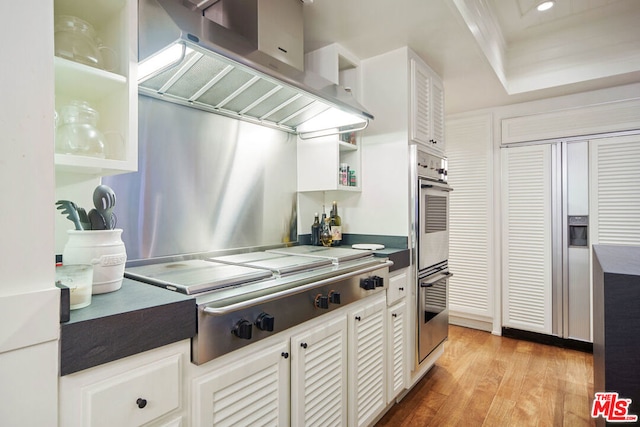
[502,327,593,353]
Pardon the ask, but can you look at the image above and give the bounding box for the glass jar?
[55,100,106,158]
[54,15,107,70]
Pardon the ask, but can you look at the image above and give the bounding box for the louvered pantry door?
[290,315,348,427]
[501,144,553,334]
[590,134,640,245]
[192,341,290,427]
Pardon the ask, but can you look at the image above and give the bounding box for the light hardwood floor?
[376,325,595,427]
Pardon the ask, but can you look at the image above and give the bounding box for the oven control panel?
[194,264,391,364]
[417,149,447,182]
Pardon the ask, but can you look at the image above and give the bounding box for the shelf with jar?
[297,133,362,193]
[53,0,137,176]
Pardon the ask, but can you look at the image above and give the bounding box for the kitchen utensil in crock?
[93,185,116,229]
[55,100,106,158]
[88,208,107,230]
[56,200,84,230]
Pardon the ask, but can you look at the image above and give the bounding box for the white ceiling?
[302,0,640,114]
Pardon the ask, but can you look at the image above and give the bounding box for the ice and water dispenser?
[568,216,588,247]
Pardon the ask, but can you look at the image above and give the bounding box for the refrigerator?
[551,140,591,342]
[503,140,591,341]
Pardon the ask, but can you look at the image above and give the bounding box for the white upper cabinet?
[299,44,363,193]
[53,0,137,176]
[410,57,445,155]
[361,46,445,156]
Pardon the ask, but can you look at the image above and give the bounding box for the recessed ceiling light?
[536,1,555,12]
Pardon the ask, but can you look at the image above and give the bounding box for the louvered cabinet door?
[348,294,387,427]
[386,301,407,404]
[192,341,290,427]
[410,58,431,146]
[290,314,348,427]
[501,144,553,334]
[590,134,640,245]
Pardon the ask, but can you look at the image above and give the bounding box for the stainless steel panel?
[418,179,449,271]
[125,259,272,294]
[417,270,449,364]
[568,247,591,341]
[103,96,297,261]
[210,252,331,275]
[267,245,372,263]
[193,263,390,364]
[567,141,589,216]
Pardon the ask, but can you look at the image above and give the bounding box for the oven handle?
[419,271,452,287]
[420,182,452,191]
[203,260,394,315]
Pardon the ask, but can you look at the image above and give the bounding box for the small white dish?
[352,243,385,250]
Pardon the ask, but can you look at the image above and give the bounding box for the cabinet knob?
[300,342,308,349]
[136,398,147,409]
[399,287,404,291]
[392,313,398,318]
[355,316,361,321]
[281,352,289,359]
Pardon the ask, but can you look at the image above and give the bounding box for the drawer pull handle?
[136,398,147,409]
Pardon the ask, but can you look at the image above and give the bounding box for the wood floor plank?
[375,325,596,427]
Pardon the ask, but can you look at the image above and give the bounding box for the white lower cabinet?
[191,340,290,427]
[348,293,387,427]
[291,315,348,427]
[62,291,412,427]
[386,300,407,404]
[58,340,190,427]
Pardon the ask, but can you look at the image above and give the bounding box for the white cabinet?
[59,341,189,427]
[386,300,408,404]
[291,315,348,427]
[297,136,361,192]
[348,293,387,427]
[410,58,445,155]
[192,340,290,427]
[53,0,137,176]
[299,43,363,193]
[387,268,409,306]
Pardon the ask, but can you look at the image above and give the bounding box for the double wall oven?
[412,146,452,367]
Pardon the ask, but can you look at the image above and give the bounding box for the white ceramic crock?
[62,229,126,294]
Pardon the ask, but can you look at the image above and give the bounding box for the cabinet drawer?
[387,270,408,306]
[83,354,181,427]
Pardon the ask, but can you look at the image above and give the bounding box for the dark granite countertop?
[593,244,640,276]
[59,237,410,375]
[60,278,196,375]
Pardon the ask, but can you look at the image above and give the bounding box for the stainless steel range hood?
[138,0,373,138]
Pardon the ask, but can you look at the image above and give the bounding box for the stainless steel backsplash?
[104,96,297,262]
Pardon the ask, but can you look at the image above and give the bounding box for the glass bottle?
[320,216,333,247]
[310,213,320,246]
[330,201,342,246]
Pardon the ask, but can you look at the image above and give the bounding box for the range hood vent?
[138,0,373,138]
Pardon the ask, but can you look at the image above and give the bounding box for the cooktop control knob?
[373,276,384,287]
[360,277,375,290]
[315,294,329,309]
[328,290,341,304]
[232,319,252,339]
[255,312,275,332]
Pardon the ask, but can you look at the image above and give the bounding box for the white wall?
[0,1,60,425]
